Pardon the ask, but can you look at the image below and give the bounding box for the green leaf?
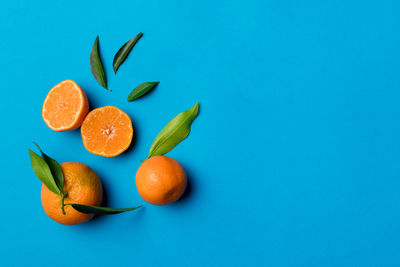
[33,143,64,193]
[28,149,61,196]
[127,81,159,101]
[90,36,110,91]
[148,102,199,158]
[69,204,143,215]
[113,32,143,74]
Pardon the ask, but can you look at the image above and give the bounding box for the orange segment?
[42,80,89,131]
[81,106,134,157]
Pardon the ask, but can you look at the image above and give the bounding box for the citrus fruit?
[42,80,89,131]
[41,162,103,225]
[81,106,134,157]
[135,156,187,205]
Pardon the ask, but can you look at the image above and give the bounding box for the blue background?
[1,0,400,266]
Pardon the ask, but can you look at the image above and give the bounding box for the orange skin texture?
[42,80,89,131]
[41,162,103,225]
[81,106,134,157]
[136,156,187,206]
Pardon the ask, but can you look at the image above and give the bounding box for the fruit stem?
[61,192,68,215]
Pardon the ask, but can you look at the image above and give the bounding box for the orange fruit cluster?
[40,80,187,226]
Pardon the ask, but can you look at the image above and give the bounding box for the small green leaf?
[113,32,143,74]
[127,81,159,101]
[148,102,199,158]
[33,143,64,193]
[69,204,143,215]
[28,149,61,195]
[90,36,110,91]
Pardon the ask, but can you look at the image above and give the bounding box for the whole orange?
[41,162,103,225]
[135,156,187,205]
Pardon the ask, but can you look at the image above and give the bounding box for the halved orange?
[81,106,134,157]
[42,80,89,131]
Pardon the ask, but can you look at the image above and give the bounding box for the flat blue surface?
[1,0,400,266]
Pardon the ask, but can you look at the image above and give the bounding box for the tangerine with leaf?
[135,103,199,206]
[41,162,103,225]
[29,144,141,225]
